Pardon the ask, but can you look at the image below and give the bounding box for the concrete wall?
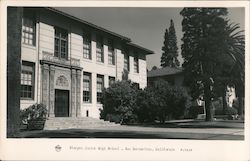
[21,8,149,118]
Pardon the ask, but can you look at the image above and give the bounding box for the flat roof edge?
[44,7,155,55]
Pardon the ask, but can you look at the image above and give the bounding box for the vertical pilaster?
[71,69,77,117]
[103,37,108,66]
[91,32,96,63]
[49,65,55,117]
[42,64,49,111]
[116,49,123,81]
[76,70,81,117]
[104,75,109,88]
[92,73,97,107]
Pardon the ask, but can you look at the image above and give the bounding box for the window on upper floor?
[83,72,91,103]
[123,51,130,72]
[54,27,68,60]
[96,36,104,63]
[97,74,104,103]
[109,76,115,86]
[21,61,35,100]
[83,33,91,60]
[22,11,36,46]
[108,40,115,65]
[134,55,139,73]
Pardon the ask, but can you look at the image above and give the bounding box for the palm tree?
[224,22,245,117]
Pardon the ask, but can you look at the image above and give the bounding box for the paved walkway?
[19,120,244,140]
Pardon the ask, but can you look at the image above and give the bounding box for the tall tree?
[181,8,245,121]
[224,23,245,117]
[180,8,228,121]
[161,20,180,67]
[168,19,180,67]
[160,28,169,67]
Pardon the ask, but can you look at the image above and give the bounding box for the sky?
[56,7,245,70]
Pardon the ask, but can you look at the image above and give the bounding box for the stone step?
[44,117,120,130]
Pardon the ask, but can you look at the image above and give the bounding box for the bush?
[101,79,191,124]
[134,89,157,123]
[20,103,47,130]
[146,80,190,122]
[100,80,137,124]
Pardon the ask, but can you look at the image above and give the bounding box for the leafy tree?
[151,66,158,70]
[161,20,180,67]
[180,8,228,121]
[137,80,190,123]
[100,80,137,124]
[180,8,244,121]
[134,89,157,123]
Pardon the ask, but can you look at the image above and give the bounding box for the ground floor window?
[109,76,115,86]
[134,56,139,73]
[97,74,104,103]
[21,61,35,99]
[83,72,91,102]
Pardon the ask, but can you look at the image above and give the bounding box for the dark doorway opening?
[54,89,69,117]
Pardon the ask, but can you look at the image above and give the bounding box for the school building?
[20,7,154,119]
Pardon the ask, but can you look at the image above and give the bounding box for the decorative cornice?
[40,51,82,70]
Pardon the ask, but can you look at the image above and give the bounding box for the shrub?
[101,79,191,124]
[20,103,47,125]
[100,80,138,124]
[134,89,157,123]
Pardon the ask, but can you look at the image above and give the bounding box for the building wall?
[147,73,184,87]
[21,8,148,118]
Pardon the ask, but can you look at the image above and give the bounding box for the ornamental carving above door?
[56,75,69,87]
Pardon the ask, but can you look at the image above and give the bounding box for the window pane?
[97,75,104,103]
[21,62,34,99]
[54,27,68,59]
[83,34,91,59]
[96,41,103,62]
[134,56,139,73]
[124,53,129,71]
[83,72,91,102]
[109,77,115,86]
[22,16,35,46]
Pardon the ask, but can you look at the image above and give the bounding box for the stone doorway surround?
[40,51,82,117]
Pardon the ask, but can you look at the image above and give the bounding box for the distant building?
[147,66,184,86]
[20,7,154,119]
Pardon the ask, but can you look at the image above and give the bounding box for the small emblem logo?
[55,145,62,152]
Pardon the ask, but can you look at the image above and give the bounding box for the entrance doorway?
[55,89,69,117]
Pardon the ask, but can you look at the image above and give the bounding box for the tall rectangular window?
[134,55,139,73]
[108,40,115,65]
[83,33,91,59]
[83,72,91,102]
[22,12,36,46]
[96,36,104,63]
[109,76,115,86]
[54,27,68,59]
[124,52,130,72]
[97,75,104,103]
[21,61,35,99]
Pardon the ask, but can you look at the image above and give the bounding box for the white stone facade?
[20,8,153,119]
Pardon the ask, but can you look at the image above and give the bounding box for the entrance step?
[44,117,120,130]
